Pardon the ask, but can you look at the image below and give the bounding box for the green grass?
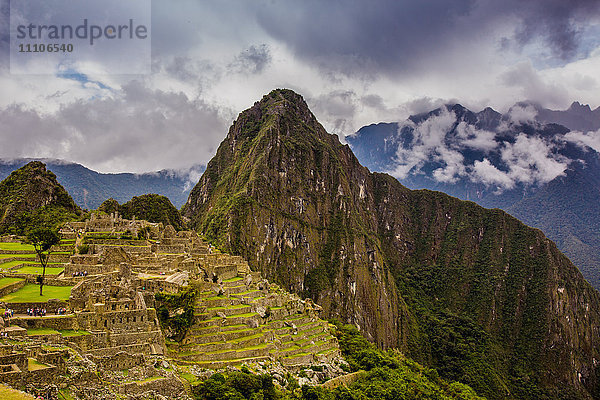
[235,290,260,296]
[15,266,64,275]
[0,277,24,289]
[229,333,263,343]
[0,260,63,270]
[227,312,257,318]
[27,328,60,336]
[57,389,76,400]
[59,330,90,337]
[0,254,36,259]
[0,284,73,302]
[0,261,26,269]
[28,357,51,370]
[0,384,36,400]
[0,243,35,251]
[135,376,164,384]
[180,372,199,384]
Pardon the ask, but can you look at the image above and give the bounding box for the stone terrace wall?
[0,279,25,298]
[89,351,145,371]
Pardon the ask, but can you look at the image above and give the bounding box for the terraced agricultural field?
[0,254,36,259]
[0,261,63,271]
[15,266,65,275]
[0,243,34,251]
[0,277,25,289]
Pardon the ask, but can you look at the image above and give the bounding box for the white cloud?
[455,121,498,151]
[564,129,600,152]
[500,134,568,185]
[472,158,514,188]
[390,108,456,179]
[386,105,569,190]
[505,104,538,125]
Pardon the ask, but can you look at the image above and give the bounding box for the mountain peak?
[568,101,592,112]
[0,161,81,233]
[226,88,333,150]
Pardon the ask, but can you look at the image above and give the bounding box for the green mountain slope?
[0,161,82,234]
[99,194,184,230]
[183,89,600,399]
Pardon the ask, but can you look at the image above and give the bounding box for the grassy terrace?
[15,266,64,275]
[0,260,63,269]
[0,384,36,400]
[0,284,73,303]
[0,277,24,289]
[0,243,35,251]
[59,330,90,337]
[27,358,51,370]
[27,328,60,336]
[0,254,36,259]
[134,376,164,384]
[223,277,243,283]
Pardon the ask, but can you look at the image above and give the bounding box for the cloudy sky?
[0,0,599,174]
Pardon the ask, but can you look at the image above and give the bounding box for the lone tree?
[26,227,60,296]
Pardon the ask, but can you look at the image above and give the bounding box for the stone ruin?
[0,213,345,399]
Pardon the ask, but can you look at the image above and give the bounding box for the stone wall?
[92,244,151,254]
[137,279,180,294]
[0,279,25,298]
[88,351,145,371]
[11,315,75,330]
[69,255,100,265]
[3,301,68,315]
[153,244,186,254]
[0,352,27,372]
[64,263,112,276]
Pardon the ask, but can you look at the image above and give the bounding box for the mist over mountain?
[0,159,204,210]
[347,103,600,289]
[534,101,600,132]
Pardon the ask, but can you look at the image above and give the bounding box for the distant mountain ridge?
[0,159,204,209]
[346,101,600,289]
[534,101,600,132]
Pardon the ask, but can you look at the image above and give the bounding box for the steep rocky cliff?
[183,89,600,399]
[0,161,81,233]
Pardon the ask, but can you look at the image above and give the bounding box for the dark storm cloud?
[229,44,272,74]
[511,0,600,60]
[255,0,600,77]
